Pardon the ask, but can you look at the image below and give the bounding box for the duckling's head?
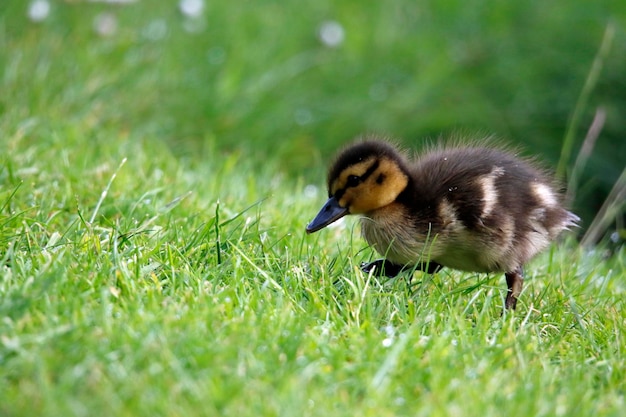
[306,140,410,233]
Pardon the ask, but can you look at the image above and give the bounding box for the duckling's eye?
[346,175,361,187]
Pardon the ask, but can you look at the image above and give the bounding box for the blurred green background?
[1,0,625,235]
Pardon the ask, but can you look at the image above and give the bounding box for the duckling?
[306,137,579,309]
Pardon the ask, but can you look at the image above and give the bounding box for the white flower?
[179,0,204,18]
[318,21,345,48]
[28,0,50,22]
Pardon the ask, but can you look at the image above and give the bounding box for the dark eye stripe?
[346,175,360,187]
[360,160,380,181]
[331,160,381,199]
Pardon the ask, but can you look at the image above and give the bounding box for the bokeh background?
[2,0,625,240]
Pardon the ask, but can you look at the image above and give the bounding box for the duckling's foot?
[360,259,405,277]
[419,261,443,274]
[360,259,442,277]
[504,267,524,310]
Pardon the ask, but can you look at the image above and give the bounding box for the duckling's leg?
[361,259,442,278]
[504,267,524,310]
[360,259,404,277]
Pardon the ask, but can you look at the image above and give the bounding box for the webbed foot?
[360,259,443,277]
[360,259,405,277]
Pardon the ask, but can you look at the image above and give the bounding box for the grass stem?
[557,21,615,179]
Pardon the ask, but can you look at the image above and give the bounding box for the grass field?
[1,1,625,416]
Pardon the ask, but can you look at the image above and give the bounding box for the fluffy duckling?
[306,137,579,309]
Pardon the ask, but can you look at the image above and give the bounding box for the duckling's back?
[366,145,578,273]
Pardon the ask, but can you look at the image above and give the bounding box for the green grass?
[2,126,625,416]
[1,1,626,416]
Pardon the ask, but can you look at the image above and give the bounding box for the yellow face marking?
[330,157,377,196]
[330,157,409,214]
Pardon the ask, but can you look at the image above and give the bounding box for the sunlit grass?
[1,1,625,416]
[1,119,625,416]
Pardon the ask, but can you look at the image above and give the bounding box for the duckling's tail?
[563,210,581,231]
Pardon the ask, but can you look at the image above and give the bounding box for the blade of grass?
[228,240,282,290]
[557,21,615,178]
[581,166,626,246]
[215,199,222,265]
[565,107,606,204]
[89,158,127,224]
[1,181,22,214]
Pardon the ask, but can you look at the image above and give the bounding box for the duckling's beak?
[306,196,349,234]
